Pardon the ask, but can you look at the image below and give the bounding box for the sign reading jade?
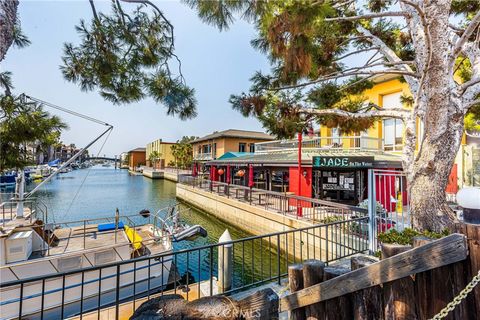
[313,156,374,168]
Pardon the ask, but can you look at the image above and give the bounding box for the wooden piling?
[456,223,480,318]
[350,255,383,320]
[322,266,353,320]
[302,260,325,320]
[288,263,306,320]
[381,243,417,320]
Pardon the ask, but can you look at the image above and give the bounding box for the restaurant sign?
[313,156,374,168]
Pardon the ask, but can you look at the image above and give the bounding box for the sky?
[2,0,270,157]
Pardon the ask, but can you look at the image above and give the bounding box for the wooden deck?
[69,278,219,320]
[49,225,129,255]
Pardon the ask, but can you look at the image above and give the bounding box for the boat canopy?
[48,159,61,167]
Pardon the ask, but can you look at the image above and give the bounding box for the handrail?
[0,232,170,270]
[181,177,367,214]
[0,216,368,288]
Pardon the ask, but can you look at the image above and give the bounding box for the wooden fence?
[279,223,480,319]
[129,223,480,319]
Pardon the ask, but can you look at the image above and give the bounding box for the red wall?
[288,167,312,198]
[446,164,458,194]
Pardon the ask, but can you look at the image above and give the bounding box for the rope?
[56,129,112,222]
[23,94,110,126]
[430,269,480,320]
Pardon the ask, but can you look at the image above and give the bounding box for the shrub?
[378,228,450,245]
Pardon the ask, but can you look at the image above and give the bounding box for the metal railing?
[1,197,48,226]
[0,216,369,320]
[367,169,411,252]
[254,136,384,153]
[178,176,368,225]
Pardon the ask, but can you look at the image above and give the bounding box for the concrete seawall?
[142,168,180,182]
[176,184,364,261]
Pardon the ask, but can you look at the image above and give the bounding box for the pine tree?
[187,0,480,231]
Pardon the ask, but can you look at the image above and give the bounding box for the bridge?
[83,156,117,162]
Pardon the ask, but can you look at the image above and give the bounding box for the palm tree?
[148,151,162,169]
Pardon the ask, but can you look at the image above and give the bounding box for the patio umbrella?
[248,164,254,188]
[226,165,231,184]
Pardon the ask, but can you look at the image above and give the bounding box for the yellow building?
[192,129,274,161]
[146,139,176,169]
[316,74,473,190]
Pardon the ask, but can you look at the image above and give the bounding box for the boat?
[0,96,207,319]
[0,175,204,319]
[0,173,16,188]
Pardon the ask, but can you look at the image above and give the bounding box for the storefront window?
[313,169,364,205]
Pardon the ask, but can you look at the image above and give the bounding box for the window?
[239,143,246,152]
[383,119,403,151]
[58,256,83,272]
[382,92,404,151]
[213,143,217,159]
[249,144,255,153]
[202,144,211,154]
[94,249,116,265]
[331,127,341,144]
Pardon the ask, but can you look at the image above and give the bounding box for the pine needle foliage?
[61,0,197,120]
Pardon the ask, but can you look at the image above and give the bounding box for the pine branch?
[356,25,419,94]
[325,11,410,22]
[273,69,418,91]
[298,106,408,120]
[453,9,480,59]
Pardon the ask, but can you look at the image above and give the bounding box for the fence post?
[367,169,377,254]
[218,229,233,294]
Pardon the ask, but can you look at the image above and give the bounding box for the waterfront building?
[192,129,274,162]
[128,147,146,171]
[146,139,176,169]
[54,143,88,163]
[205,75,477,207]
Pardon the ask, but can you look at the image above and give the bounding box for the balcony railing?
[254,136,384,154]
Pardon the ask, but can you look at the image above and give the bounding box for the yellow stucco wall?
[193,137,266,159]
[146,139,176,166]
[319,78,466,148]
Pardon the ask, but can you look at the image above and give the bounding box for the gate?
[367,169,411,252]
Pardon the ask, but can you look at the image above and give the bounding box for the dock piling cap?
[218,229,232,247]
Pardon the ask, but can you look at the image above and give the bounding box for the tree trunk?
[406,0,464,232]
[408,99,463,232]
[0,0,18,62]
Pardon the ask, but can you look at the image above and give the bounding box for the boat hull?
[0,257,172,320]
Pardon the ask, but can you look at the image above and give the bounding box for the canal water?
[20,166,287,292]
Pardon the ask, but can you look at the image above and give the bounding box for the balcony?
[193,153,214,161]
[254,136,384,154]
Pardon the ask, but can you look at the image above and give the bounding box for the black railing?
[0,217,368,320]
[178,175,368,224]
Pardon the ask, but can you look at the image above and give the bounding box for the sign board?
[313,156,374,168]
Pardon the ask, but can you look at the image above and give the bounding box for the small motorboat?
[172,225,208,242]
[149,204,208,242]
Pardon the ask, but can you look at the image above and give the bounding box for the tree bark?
[407,0,462,232]
[0,0,18,62]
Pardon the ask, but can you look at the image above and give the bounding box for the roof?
[192,129,274,144]
[129,147,146,153]
[208,150,402,168]
[217,152,254,160]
